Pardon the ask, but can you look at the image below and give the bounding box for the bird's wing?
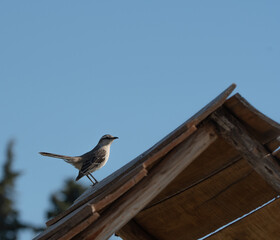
[80,148,106,174]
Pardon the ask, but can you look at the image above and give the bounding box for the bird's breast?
[98,148,110,169]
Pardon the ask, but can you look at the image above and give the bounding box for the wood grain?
[146,136,241,208]
[225,93,280,145]
[143,125,197,168]
[207,197,280,240]
[34,203,96,240]
[88,168,147,211]
[211,107,280,192]
[51,213,100,240]
[134,159,278,240]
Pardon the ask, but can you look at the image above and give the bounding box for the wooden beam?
[143,125,197,168]
[210,107,280,193]
[225,93,280,145]
[34,203,97,240]
[73,124,218,240]
[56,213,99,240]
[116,220,156,240]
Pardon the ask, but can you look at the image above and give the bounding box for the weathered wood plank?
[143,125,197,168]
[88,168,147,211]
[146,136,241,208]
[116,220,157,240]
[225,93,280,145]
[73,124,218,240]
[134,158,278,240]
[211,107,280,192]
[207,197,280,240]
[52,213,99,240]
[34,203,96,240]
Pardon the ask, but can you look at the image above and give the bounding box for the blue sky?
[0,1,279,239]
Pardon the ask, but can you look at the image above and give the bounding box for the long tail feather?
[39,152,76,161]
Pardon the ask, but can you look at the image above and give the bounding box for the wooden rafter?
[210,107,280,193]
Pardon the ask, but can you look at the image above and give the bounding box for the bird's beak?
[113,136,119,140]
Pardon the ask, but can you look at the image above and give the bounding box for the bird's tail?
[75,171,84,181]
[39,152,78,163]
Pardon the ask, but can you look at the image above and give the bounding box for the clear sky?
[0,1,279,239]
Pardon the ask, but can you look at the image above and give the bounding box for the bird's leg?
[89,173,99,183]
[86,175,96,185]
[87,173,95,182]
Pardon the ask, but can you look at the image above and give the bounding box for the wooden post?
[73,124,217,240]
[211,107,280,193]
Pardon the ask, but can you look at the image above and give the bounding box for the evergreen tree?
[46,179,86,219]
[0,140,23,240]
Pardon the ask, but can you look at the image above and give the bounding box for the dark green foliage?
[0,140,23,240]
[0,141,43,239]
[46,179,86,219]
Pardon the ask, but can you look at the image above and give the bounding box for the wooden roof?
[34,84,280,240]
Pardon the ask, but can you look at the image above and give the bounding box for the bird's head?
[98,134,118,146]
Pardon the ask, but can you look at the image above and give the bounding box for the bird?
[39,134,118,185]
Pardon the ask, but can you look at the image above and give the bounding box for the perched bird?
[39,134,118,185]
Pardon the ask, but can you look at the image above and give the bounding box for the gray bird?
[39,134,118,185]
